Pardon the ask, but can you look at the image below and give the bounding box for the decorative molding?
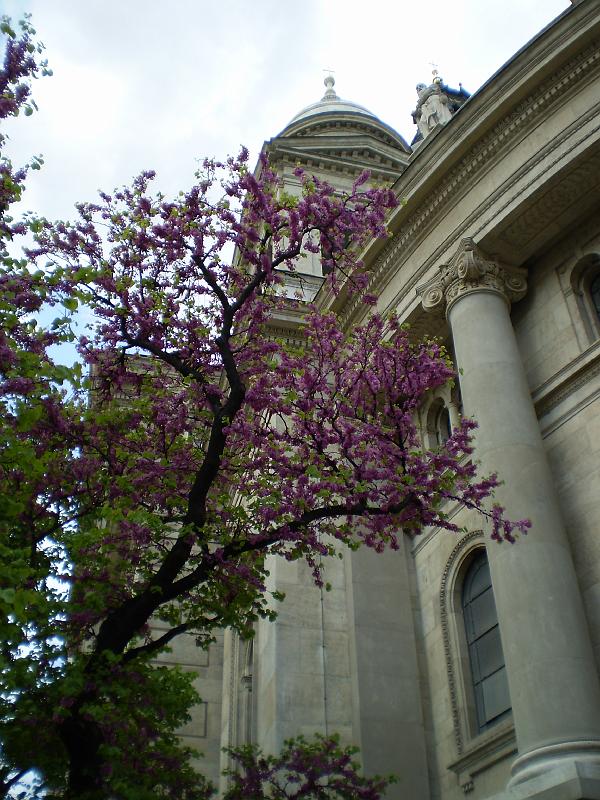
[448,718,517,794]
[392,108,600,334]
[533,338,600,419]
[471,113,600,247]
[267,121,409,181]
[281,117,410,153]
[277,270,325,303]
[420,239,527,316]
[496,148,600,250]
[336,41,600,330]
[264,324,307,347]
[274,152,402,183]
[541,384,600,439]
[439,530,484,755]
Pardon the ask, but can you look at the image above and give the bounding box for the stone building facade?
[167,2,600,798]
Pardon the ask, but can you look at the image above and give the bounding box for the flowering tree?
[222,735,394,800]
[0,16,529,800]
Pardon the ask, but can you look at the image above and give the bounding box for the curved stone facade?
[170,4,600,798]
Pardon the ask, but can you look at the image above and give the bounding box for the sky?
[3,0,570,225]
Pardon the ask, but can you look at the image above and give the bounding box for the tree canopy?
[0,16,529,800]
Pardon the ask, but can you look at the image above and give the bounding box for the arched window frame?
[433,400,452,447]
[440,533,514,755]
[567,253,600,344]
[420,385,461,451]
[587,270,600,327]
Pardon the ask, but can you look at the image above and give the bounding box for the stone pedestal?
[422,240,600,799]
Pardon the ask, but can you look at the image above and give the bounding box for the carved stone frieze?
[420,239,527,316]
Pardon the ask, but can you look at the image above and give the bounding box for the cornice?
[274,135,410,166]
[267,145,405,182]
[489,127,600,252]
[400,104,600,329]
[264,320,307,347]
[533,337,600,424]
[334,36,600,332]
[280,115,410,153]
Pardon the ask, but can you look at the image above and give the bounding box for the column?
[422,239,600,796]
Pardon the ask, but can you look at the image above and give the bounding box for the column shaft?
[422,239,600,792]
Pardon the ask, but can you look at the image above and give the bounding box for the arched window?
[435,404,452,446]
[591,272,600,321]
[425,397,454,449]
[462,551,511,733]
[567,254,600,343]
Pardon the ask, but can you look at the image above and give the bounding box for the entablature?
[323,1,600,334]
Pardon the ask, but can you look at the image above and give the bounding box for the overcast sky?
[3,0,569,223]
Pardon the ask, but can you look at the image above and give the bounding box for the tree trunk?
[60,710,105,800]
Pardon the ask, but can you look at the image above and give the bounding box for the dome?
[273,74,412,159]
[287,75,378,126]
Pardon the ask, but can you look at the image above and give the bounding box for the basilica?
[156,2,600,797]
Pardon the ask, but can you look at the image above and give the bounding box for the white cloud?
[3,0,569,222]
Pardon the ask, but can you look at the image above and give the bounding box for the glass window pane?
[474,682,485,730]
[436,407,452,445]
[471,625,505,680]
[481,666,511,723]
[463,557,490,604]
[469,587,497,638]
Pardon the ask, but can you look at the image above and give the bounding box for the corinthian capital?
[420,239,527,316]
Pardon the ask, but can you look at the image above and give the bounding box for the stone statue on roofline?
[414,82,454,138]
[411,73,470,145]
